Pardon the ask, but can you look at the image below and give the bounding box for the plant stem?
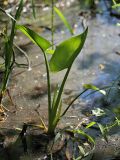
[61,89,88,117]
[14,42,31,70]
[42,50,52,128]
[106,74,120,100]
[51,0,54,49]
[1,0,23,94]
[61,85,114,117]
[0,93,3,104]
[48,66,72,134]
[47,0,55,135]
[54,66,71,115]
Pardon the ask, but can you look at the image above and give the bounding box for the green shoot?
[83,84,106,95]
[97,123,108,142]
[31,0,36,18]
[0,0,24,107]
[17,25,88,134]
[112,0,120,8]
[54,6,73,35]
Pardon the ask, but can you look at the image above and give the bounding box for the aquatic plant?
[0,0,24,113]
[54,6,74,35]
[112,0,120,8]
[31,0,36,18]
[16,25,88,135]
[112,0,120,26]
[16,0,88,135]
[16,1,110,135]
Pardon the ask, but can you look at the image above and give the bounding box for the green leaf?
[0,0,23,21]
[2,37,13,92]
[73,129,95,145]
[52,99,62,128]
[1,0,24,93]
[97,123,108,142]
[46,49,55,54]
[78,146,86,156]
[112,3,120,8]
[86,122,96,129]
[112,0,120,8]
[83,84,106,95]
[4,38,11,68]
[31,0,36,18]
[16,25,51,52]
[112,0,117,5]
[15,0,24,20]
[52,84,59,108]
[115,117,120,126]
[54,132,62,142]
[54,7,73,35]
[49,28,88,72]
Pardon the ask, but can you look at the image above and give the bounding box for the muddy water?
[0,0,120,159]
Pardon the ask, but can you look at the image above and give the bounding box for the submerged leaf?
[83,84,106,95]
[78,146,86,156]
[97,123,108,142]
[112,0,117,5]
[54,132,62,142]
[115,117,120,126]
[49,28,88,72]
[16,25,51,52]
[112,3,120,8]
[72,129,95,145]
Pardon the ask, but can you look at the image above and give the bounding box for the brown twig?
[34,104,48,132]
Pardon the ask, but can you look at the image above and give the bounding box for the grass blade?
[1,0,24,93]
[112,3,120,8]
[15,0,24,20]
[86,122,96,129]
[97,123,108,142]
[31,0,36,18]
[71,129,95,145]
[54,7,73,35]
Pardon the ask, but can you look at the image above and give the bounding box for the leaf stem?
[42,50,52,126]
[61,89,88,117]
[61,85,114,117]
[51,0,54,49]
[53,66,72,117]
